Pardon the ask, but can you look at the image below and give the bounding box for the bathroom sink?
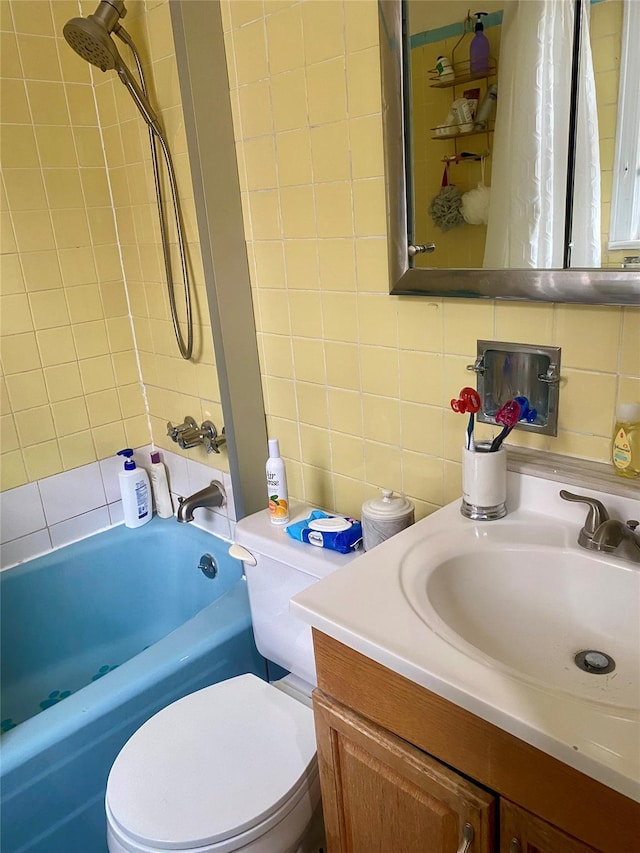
[400,526,640,710]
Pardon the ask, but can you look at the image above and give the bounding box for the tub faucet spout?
[177,480,226,523]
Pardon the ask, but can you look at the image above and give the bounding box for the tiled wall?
[0,0,148,491]
[0,446,236,569]
[90,0,227,470]
[221,0,639,522]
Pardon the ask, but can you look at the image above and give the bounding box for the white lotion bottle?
[149,451,174,518]
[117,448,152,529]
[266,438,289,525]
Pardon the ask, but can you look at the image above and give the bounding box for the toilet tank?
[233,507,361,687]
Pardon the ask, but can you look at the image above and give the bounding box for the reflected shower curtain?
[483,0,601,268]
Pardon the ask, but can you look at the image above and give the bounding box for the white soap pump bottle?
[117,448,152,528]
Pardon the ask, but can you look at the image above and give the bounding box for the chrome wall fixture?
[468,340,561,436]
[167,417,226,454]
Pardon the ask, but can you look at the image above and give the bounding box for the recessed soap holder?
[468,340,561,437]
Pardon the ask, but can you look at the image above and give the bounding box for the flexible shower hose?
[116,27,193,360]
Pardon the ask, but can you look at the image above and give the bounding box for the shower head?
[62,1,162,136]
[63,0,127,72]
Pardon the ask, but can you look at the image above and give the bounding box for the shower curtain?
[483,0,601,268]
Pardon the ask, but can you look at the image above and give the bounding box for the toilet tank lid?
[234,505,362,580]
[106,675,317,850]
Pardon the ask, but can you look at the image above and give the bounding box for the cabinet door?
[501,800,600,853]
[313,690,495,853]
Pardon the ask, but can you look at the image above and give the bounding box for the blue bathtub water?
[0,518,265,853]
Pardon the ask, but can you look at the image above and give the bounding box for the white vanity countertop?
[290,471,640,803]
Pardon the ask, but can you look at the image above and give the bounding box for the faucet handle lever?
[559,490,610,544]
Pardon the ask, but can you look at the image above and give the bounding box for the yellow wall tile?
[233,19,269,85]
[91,421,127,458]
[266,4,304,74]
[65,283,103,321]
[26,80,70,125]
[1,332,41,374]
[59,430,97,469]
[21,250,63,291]
[276,130,313,188]
[364,440,402,491]
[0,449,29,491]
[51,397,90,435]
[14,404,55,446]
[360,345,398,398]
[318,239,356,290]
[288,290,323,338]
[5,369,49,411]
[325,341,360,390]
[11,1,55,36]
[12,210,55,252]
[302,1,344,65]
[331,432,364,481]
[86,389,121,427]
[315,183,352,238]
[349,115,384,179]
[112,350,139,386]
[362,394,400,445]
[0,254,25,295]
[238,80,274,138]
[322,292,358,342]
[36,327,76,366]
[297,381,328,427]
[555,305,622,373]
[73,320,109,359]
[3,169,48,211]
[281,185,316,238]
[44,362,84,401]
[29,289,70,329]
[1,414,20,453]
[22,438,62,479]
[292,337,325,384]
[0,294,33,335]
[79,354,115,394]
[270,69,308,132]
[311,121,350,182]
[307,58,347,126]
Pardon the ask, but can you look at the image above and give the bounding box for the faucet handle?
[559,490,610,546]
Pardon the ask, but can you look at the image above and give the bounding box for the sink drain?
[574,650,615,675]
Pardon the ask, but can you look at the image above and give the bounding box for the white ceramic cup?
[461,444,507,520]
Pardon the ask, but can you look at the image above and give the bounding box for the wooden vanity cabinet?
[500,801,598,853]
[314,690,494,853]
[311,630,639,853]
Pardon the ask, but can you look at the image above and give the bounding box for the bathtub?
[0,518,265,853]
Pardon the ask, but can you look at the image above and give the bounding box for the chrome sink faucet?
[176,480,226,523]
[559,490,640,564]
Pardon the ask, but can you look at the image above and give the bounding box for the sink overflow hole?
[574,650,615,675]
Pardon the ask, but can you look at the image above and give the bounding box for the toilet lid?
[106,675,317,850]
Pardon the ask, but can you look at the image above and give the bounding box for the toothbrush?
[450,387,481,451]
[489,398,522,452]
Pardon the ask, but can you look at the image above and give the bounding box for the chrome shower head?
[63,0,127,72]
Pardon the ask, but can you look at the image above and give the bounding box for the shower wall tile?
[0,482,46,544]
[0,0,146,491]
[49,506,111,550]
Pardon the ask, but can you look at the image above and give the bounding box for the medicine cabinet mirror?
[381,0,640,304]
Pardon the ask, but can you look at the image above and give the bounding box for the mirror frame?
[381,0,640,304]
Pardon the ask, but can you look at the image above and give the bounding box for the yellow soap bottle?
[611,402,640,479]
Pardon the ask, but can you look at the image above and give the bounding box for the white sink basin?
[400,526,640,710]
[291,469,640,801]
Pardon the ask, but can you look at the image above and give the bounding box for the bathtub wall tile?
[162,450,189,497]
[99,455,125,504]
[1,530,52,571]
[108,500,124,526]
[186,458,224,495]
[193,508,231,541]
[0,482,46,544]
[49,506,111,549]
[38,462,106,526]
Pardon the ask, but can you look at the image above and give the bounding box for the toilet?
[105,507,360,853]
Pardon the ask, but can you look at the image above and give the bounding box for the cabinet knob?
[509,839,522,853]
[456,823,474,853]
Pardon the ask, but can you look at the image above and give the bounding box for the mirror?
[380,0,640,303]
